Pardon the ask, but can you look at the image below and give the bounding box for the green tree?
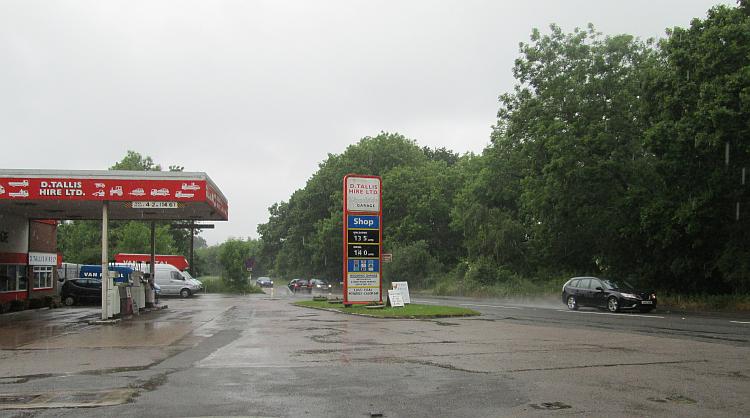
[640,2,750,291]
[382,240,442,289]
[489,24,656,278]
[110,150,162,171]
[258,133,440,281]
[219,238,258,289]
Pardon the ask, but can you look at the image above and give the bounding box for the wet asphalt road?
[0,288,748,417]
[411,295,750,347]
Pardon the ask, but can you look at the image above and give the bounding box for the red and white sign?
[206,182,229,219]
[0,177,207,202]
[114,253,190,271]
[346,176,381,212]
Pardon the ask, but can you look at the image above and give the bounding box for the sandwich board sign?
[388,289,405,307]
[391,281,411,304]
[343,174,382,304]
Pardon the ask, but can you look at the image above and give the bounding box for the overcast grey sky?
[0,0,733,245]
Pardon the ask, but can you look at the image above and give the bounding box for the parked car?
[310,279,332,291]
[288,279,312,293]
[255,277,274,288]
[562,277,657,313]
[61,278,102,306]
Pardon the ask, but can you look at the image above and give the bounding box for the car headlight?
[620,293,637,299]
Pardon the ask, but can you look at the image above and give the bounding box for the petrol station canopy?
[0,169,228,221]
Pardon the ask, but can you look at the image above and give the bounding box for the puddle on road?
[0,389,137,409]
[529,401,572,410]
[648,395,697,405]
[433,321,459,326]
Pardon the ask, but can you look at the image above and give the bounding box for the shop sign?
[343,175,382,304]
[28,252,58,266]
[0,177,207,202]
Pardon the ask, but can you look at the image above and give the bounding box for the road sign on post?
[343,175,382,305]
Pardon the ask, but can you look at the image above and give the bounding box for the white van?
[119,263,202,298]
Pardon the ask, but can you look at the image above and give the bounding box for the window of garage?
[0,265,27,292]
[32,266,53,289]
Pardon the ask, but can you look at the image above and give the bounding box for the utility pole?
[171,223,214,274]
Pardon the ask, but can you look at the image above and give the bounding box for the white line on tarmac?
[557,310,664,319]
[730,321,750,324]
[413,300,440,304]
[459,303,522,309]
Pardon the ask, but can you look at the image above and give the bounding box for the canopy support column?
[101,201,110,320]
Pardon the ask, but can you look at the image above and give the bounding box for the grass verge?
[199,276,264,294]
[428,276,750,313]
[294,300,480,318]
[658,293,750,312]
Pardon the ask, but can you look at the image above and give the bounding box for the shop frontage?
[0,169,228,318]
[0,214,61,309]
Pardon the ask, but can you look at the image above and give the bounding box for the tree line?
[59,3,748,294]
[256,3,750,294]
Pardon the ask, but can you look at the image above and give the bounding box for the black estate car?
[562,277,657,313]
[61,278,102,306]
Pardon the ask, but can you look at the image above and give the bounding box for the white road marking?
[730,321,750,324]
[459,303,522,309]
[413,300,440,304]
[557,310,664,319]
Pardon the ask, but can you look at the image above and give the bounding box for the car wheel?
[566,295,578,310]
[63,296,75,306]
[180,288,191,298]
[607,296,619,313]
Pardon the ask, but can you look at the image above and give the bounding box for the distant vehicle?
[129,188,145,196]
[151,188,170,196]
[91,190,105,197]
[124,263,201,298]
[8,180,29,187]
[110,186,123,196]
[562,277,657,313]
[182,182,201,191]
[310,279,332,290]
[255,277,274,288]
[61,278,102,306]
[9,190,29,198]
[175,191,194,198]
[288,279,311,293]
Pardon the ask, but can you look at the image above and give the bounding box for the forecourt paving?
[0,293,748,417]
